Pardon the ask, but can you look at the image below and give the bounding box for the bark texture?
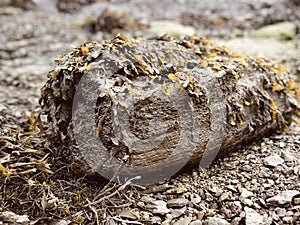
[40,35,300,184]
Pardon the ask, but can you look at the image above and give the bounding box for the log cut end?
[40,35,300,184]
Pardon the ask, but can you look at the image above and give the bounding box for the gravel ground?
[0,1,300,224]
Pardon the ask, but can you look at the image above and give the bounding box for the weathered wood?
[40,35,300,184]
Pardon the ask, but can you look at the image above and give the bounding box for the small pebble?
[282,216,293,224]
[207,210,216,217]
[226,185,238,192]
[240,188,254,198]
[162,219,171,225]
[293,197,300,205]
[172,216,193,225]
[190,193,201,204]
[282,150,295,162]
[205,192,214,202]
[146,200,170,215]
[241,198,253,206]
[167,198,189,208]
[170,208,185,219]
[206,217,230,225]
[275,207,286,217]
[197,211,205,220]
[264,154,284,167]
[220,191,232,202]
[208,186,222,197]
[152,216,162,224]
[189,220,203,225]
[244,207,264,225]
[266,190,300,206]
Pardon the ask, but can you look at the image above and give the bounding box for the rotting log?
[40,35,300,185]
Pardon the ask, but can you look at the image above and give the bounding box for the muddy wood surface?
[0,1,300,224]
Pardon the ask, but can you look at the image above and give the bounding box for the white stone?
[267,190,300,205]
[264,154,284,167]
[207,217,230,225]
[245,207,264,225]
[146,200,170,215]
[240,188,254,198]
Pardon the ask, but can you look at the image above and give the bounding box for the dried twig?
[86,199,99,225]
[110,217,143,225]
[83,176,141,207]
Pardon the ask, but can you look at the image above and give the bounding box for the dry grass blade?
[83,176,141,208]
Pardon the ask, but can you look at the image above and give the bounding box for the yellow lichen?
[80,47,89,56]
[207,52,217,58]
[168,73,178,82]
[134,54,143,61]
[272,83,283,92]
[162,85,172,96]
[277,64,289,75]
[85,63,94,71]
[244,100,251,106]
[270,99,277,122]
[200,60,208,68]
[211,66,222,71]
[266,65,277,74]
[50,71,58,78]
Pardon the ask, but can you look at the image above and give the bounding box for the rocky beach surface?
[0,0,299,224]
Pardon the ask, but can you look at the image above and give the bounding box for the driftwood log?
[40,35,300,185]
